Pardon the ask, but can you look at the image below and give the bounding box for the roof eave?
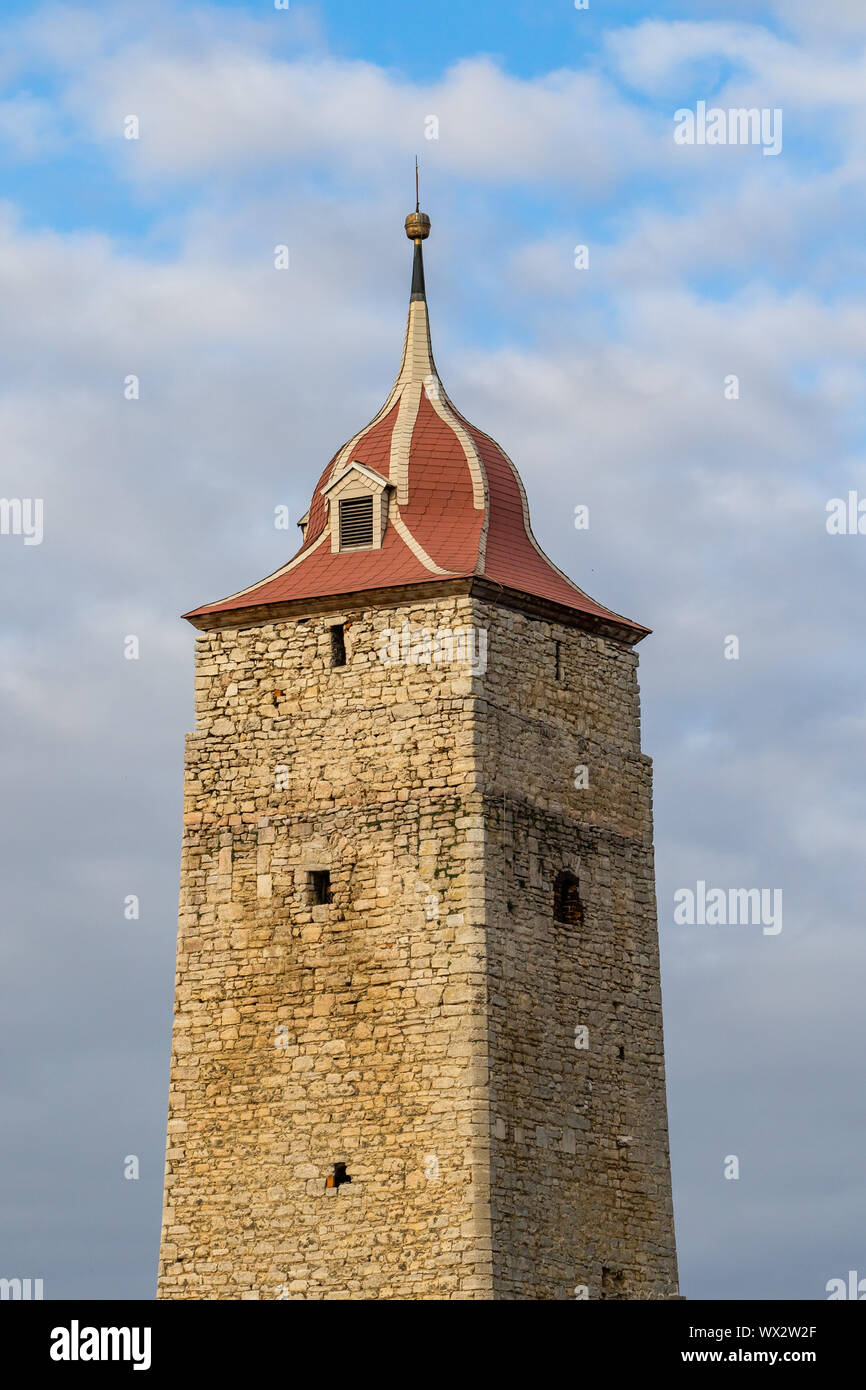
[183,575,649,645]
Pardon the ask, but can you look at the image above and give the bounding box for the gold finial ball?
[405,211,431,241]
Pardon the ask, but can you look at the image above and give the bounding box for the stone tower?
[157,206,679,1301]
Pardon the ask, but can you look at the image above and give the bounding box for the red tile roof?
[185,219,648,642]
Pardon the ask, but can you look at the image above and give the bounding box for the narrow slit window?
[339,494,374,549]
[553,870,583,927]
[310,870,332,905]
[554,640,562,681]
[330,624,346,667]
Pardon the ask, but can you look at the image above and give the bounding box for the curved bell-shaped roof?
[185,212,648,645]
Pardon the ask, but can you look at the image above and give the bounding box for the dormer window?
[324,461,392,554]
[339,495,374,549]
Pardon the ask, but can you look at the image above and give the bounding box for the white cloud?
[59,51,656,187]
[606,17,866,108]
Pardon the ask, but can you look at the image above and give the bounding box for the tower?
[157,206,679,1300]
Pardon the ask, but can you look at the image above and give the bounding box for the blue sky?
[0,2,850,253]
[1,0,866,1302]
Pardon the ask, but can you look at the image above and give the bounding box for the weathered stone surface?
[157,594,678,1300]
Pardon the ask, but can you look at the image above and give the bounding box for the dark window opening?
[325,1162,352,1190]
[330,624,347,667]
[601,1267,626,1299]
[554,870,583,926]
[554,639,562,681]
[339,494,374,549]
[617,1045,625,1060]
[310,870,332,905]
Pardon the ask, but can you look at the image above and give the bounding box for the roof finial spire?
[404,165,430,244]
[404,160,430,301]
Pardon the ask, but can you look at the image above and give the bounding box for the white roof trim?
[323,461,392,495]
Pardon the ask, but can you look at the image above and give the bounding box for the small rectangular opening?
[554,640,562,681]
[325,1162,352,1190]
[554,871,583,927]
[339,494,374,549]
[309,870,332,905]
[330,624,347,667]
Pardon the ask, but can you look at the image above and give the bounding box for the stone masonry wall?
[473,600,679,1299]
[157,595,493,1300]
[158,591,678,1299]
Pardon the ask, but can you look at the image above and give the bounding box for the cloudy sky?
[1,0,864,1300]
